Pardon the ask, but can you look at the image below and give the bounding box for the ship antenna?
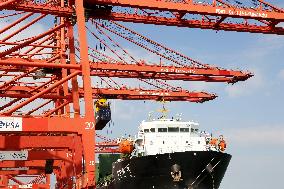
[175,113,182,121]
[148,111,154,121]
[157,100,169,119]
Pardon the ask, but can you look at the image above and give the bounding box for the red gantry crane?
[0,0,282,188]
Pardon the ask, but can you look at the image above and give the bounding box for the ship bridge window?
[158,128,167,132]
[168,127,179,132]
[191,128,199,133]
[180,128,189,132]
[150,128,155,132]
[144,129,149,133]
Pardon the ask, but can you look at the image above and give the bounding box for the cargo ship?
[96,113,231,189]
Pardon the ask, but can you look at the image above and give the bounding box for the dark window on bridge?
[158,128,167,132]
[144,129,149,133]
[180,128,189,132]
[168,127,179,132]
[150,128,155,132]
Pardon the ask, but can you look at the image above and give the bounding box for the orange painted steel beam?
[0,160,61,168]
[0,23,66,58]
[26,100,53,116]
[0,135,78,150]
[0,98,20,111]
[91,61,252,83]
[0,40,58,49]
[0,169,43,175]
[7,175,25,185]
[3,71,80,115]
[90,0,284,20]
[0,86,216,103]
[4,1,73,16]
[67,23,81,118]
[26,150,72,161]
[1,14,47,42]
[97,12,284,35]
[75,0,95,120]
[0,93,69,100]
[0,13,33,35]
[43,100,71,117]
[91,88,216,102]
[2,0,284,35]
[0,68,38,90]
[8,184,50,189]
[0,58,252,83]
[87,0,284,34]
[0,0,17,8]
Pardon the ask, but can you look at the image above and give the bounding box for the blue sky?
[98,1,284,188]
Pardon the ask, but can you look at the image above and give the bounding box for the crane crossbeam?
[96,12,284,34]
[91,61,252,83]
[0,58,252,83]
[0,160,61,168]
[4,1,73,16]
[90,0,284,20]
[0,86,216,105]
[91,88,216,102]
[87,0,284,34]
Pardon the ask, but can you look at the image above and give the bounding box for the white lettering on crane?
[216,8,268,18]
[139,91,170,96]
[85,122,95,130]
[160,68,195,74]
[18,184,33,188]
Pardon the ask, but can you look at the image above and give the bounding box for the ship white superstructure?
[132,117,212,156]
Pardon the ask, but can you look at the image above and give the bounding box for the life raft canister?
[209,138,218,146]
[119,139,134,154]
[218,140,227,152]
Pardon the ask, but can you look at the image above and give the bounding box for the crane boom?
[5,1,284,34]
[0,57,252,83]
[86,0,284,34]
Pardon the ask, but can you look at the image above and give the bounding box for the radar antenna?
[157,100,169,119]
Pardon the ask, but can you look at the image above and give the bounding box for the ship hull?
[97,151,231,189]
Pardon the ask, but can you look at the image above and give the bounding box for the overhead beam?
[89,0,284,20]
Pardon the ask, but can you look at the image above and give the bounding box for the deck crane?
[0,0,283,188]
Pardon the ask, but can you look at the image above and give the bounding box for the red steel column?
[74,0,96,188]
[67,23,81,117]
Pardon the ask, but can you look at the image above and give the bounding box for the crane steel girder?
[91,88,216,102]
[96,12,284,35]
[4,1,73,16]
[91,62,252,83]
[0,169,43,175]
[90,0,284,21]
[0,58,252,83]
[0,86,216,104]
[0,160,61,168]
[87,0,284,34]
[0,135,79,150]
